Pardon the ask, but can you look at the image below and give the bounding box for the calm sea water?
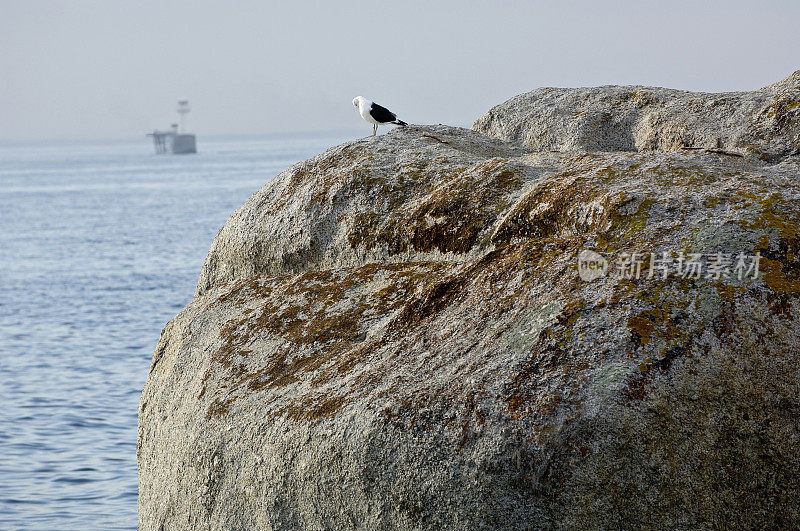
[0,132,354,529]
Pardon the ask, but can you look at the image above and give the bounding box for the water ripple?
[0,133,354,529]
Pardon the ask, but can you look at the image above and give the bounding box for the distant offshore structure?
[147,100,197,154]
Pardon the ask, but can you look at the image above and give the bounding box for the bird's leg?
[373,124,377,136]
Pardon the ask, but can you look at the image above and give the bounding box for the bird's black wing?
[369,102,397,123]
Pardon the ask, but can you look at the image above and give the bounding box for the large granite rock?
[139,78,800,529]
[474,71,800,162]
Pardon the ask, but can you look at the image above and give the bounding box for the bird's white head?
[352,96,363,109]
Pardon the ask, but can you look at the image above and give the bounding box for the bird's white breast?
[358,99,380,125]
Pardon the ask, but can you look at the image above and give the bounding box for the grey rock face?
[473,71,800,162]
[140,78,800,529]
[195,126,528,295]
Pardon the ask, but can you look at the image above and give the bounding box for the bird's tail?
[392,120,408,126]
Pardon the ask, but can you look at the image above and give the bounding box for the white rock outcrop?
[473,71,800,162]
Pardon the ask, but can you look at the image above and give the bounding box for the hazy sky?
[2,0,799,141]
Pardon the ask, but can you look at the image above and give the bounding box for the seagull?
[352,96,407,136]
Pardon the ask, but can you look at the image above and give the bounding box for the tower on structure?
[147,100,197,154]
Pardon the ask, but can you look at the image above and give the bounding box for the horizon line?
[0,128,370,146]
